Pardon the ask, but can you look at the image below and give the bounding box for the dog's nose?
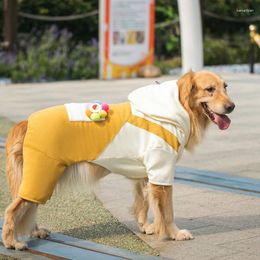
[225,102,235,113]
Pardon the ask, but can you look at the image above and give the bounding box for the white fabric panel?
[94,122,181,185]
[128,80,190,144]
[144,148,177,185]
[65,103,105,122]
[65,103,91,121]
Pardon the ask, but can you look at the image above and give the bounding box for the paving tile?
[246,227,260,235]
[210,251,260,260]
[192,228,258,245]
[158,241,238,260]
[219,235,260,256]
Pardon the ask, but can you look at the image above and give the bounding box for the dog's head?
[177,70,235,150]
[178,70,235,130]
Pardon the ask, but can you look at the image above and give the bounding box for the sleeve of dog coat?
[144,148,177,186]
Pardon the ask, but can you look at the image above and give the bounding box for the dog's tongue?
[213,113,231,130]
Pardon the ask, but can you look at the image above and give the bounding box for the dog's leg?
[2,197,37,250]
[144,183,193,240]
[23,206,50,239]
[31,224,50,239]
[132,178,150,233]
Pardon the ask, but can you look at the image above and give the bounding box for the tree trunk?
[4,0,18,52]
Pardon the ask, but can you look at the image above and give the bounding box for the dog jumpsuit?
[19,80,190,204]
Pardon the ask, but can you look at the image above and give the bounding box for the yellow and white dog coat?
[19,80,190,204]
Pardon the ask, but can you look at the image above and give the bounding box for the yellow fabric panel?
[23,102,132,164]
[128,115,180,152]
[19,102,132,204]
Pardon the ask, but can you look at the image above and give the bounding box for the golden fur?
[2,71,234,250]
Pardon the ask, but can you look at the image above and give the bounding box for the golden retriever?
[2,71,235,250]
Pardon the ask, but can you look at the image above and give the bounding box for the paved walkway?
[97,175,260,260]
[0,73,260,259]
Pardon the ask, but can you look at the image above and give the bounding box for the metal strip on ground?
[176,166,260,197]
[0,221,164,260]
[0,244,51,260]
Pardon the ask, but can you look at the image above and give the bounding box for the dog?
[2,70,235,250]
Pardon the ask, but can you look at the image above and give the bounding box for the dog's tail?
[5,121,39,237]
[5,121,28,199]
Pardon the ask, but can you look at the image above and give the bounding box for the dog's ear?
[177,70,195,106]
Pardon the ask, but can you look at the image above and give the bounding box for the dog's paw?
[138,222,146,233]
[143,223,155,235]
[31,228,50,239]
[3,242,15,250]
[175,229,194,241]
[15,242,28,251]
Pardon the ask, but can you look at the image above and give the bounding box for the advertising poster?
[99,0,155,79]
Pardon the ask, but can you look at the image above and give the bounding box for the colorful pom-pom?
[99,110,107,118]
[90,113,101,121]
[89,103,102,113]
[101,103,109,112]
[86,101,109,121]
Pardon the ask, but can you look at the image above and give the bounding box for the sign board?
[99,0,155,79]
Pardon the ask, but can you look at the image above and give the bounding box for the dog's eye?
[206,87,215,93]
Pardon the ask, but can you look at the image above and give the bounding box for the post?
[249,25,258,74]
[3,0,18,52]
[249,42,255,74]
[177,0,203,73]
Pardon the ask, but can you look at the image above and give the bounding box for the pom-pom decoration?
[101,103,109,112]
[90,113,101,121]
[85,102,110,121]
[99,110,107,118]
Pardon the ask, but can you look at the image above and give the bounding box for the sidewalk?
[96,175,260,260]
[0,73,259,259]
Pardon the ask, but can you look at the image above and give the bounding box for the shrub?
[0,52,15,78]
[155,57,181,74]
[69,39,98,80]
[204,36,249,65]
[9,25,98,82]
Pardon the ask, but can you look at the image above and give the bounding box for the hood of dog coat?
[128,80,190,145]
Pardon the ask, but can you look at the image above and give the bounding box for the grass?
[0,117,158,257]
[0,255,17,260]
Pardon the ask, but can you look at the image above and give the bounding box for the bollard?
[249,41,255,74]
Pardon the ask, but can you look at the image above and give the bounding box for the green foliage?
[201,0,260,37]
[204,36,249,65]
[155,57,181,74]
[18,0,98,42]
[69,43,98,80]
[155,1,180,58]
[10,26,98,82]
[202,0,260,18]
[0,60,13,79]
